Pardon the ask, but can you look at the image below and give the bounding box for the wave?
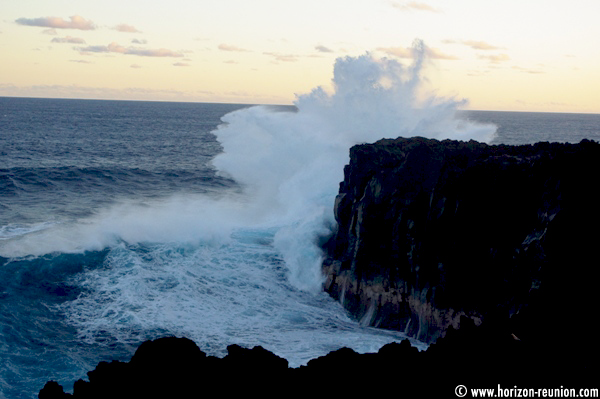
[0,194,244,258]
[211,40,497,291]
[0,166,230,197]
[0,41,496,289]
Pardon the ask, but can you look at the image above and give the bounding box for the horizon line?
[2,95,599,115]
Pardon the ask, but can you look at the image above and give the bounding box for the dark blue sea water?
[1,96,599,398]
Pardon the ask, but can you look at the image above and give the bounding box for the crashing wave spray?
[212,40,497,292]
[0,41,495,377]
[0,41,495,286]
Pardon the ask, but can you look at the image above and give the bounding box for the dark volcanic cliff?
[322,137,599,344]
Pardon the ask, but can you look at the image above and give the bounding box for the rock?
[322,137,600,346]
[39,337,292,398]
[40,328,597,398]
[38,381,70,399]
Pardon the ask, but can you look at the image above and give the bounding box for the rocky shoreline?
[39,325,596,398]
[40,137,599,397]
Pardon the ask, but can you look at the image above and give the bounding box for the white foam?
[59,232,425,367]
[0,194,246,258]
[211,41,497,291]
[0,221,58,241]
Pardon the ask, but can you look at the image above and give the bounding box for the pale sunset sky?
[1,0,599,113]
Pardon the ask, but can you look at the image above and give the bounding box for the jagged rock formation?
[39,337,290,398]
[322,137,599,344]
[38,329,597,398]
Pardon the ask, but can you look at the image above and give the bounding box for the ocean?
[1,85,600,397]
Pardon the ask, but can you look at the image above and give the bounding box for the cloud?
[51,36,86,44]
[77,44,111,54]
[16,15,96,30]
[378,46,458,60]
[392,1,440,13]
[478,53,510,63]
[218,44,249,52]
[129,48,183,57]
[173,62,190,67]
[462,40,502,50]
[377,46,412,58]
[444,39,503,50]
[115,24,141,33]
[263,52,298,62]
[77,42,184,57]
[315,45,334,53]
[512,66,544,74]
[69,59,92,64]
[427,48,459,60]
[132,39,147,45]
[130,64,142,69]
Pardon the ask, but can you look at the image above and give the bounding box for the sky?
[1,0,599,113]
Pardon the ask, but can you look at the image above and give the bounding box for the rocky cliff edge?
[322,137,599,345]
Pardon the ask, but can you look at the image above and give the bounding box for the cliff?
[322,137,599,344]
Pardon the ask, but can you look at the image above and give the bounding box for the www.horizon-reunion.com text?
[454,384,598,398]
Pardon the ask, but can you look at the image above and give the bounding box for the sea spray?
[0,194,244,258]
[212,40,497,291]
[55,41,496,359]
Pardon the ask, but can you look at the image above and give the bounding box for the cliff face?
[322,137,599,343]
